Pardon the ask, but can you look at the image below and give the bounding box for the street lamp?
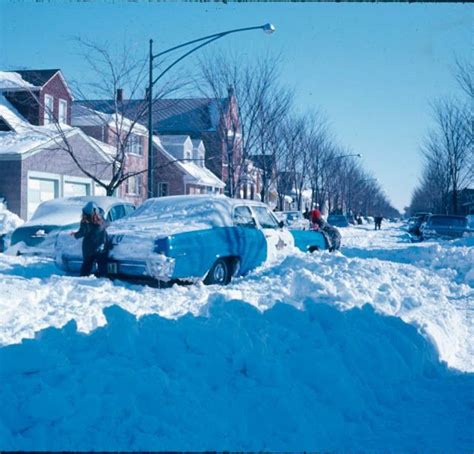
[147,23,276,197]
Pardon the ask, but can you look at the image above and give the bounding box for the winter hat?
[312,208,322,219]
[82,201,98,215]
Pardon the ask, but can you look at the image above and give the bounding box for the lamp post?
[147,23,276,198]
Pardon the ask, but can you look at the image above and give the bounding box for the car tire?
[204,258,231,285]
[308,245,320,253]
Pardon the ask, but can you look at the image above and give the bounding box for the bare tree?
[198,50,292,198]
[13,38,192,197]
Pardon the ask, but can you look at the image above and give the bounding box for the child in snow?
[71,201,109,277]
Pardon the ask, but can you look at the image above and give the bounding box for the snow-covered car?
[277,211,308,230]
[327,214,350,227]
[56,195,330,285]
[420,215,469,241]
[9,196,135,256]
[408,213,431,237]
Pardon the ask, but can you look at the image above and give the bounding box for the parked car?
[277,211,308,230]
[55,195,330,285]
[407,212,432,237]
[9,196,135,256]
[327,214,350,228]
[420,215,469,241]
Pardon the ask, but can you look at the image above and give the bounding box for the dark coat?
[315,217,341,251]
[74,220,108,257]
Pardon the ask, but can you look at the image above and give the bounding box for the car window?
[124,204,136,216]
[233,206,256,228]
[107,206,124,222]
[253,206,279,229]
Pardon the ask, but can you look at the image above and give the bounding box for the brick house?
[0,70,114,220]
[153,135,225,197]
[2,69,72,127]
[71,103,149,205]
[75,87,246,196]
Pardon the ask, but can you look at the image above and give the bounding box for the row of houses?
[0,68,269,220]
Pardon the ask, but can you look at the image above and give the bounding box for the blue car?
[56,195,330,285]
[327,214,350,228]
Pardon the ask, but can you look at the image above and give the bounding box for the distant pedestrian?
[374,215,383,230]
[303,207,310,220]
[311,210,341,252]
[71,201,109,276]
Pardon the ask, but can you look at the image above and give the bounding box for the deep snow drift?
[0,223,472,451]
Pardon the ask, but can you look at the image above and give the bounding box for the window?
[126,135,144,156]
[44,94,54,124]
[63,181,91,197]
[157,182,169,197]
[126,175,142,196]
[233,206,256,228]
[27,177,59,219]
[58,99,67,124]
[253,206,279,229]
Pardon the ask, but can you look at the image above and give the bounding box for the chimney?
[116,88,123,103]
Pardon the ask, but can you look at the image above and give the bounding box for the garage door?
[64,181,91,198]
[27,177,58,219]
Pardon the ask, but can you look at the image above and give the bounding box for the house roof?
[0,71,37,92]
[75,97,228,134]
[8,69,60,87]
[71,104,148,134]
[152,136,224,188]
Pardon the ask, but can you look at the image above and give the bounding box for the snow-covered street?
[0,223,473,451]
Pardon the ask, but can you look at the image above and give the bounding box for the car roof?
[145,194,269,209]
[37,196,132,210]
[428,214,467,219]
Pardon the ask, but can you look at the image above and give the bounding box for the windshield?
[429,216,467,227]
[253,206,279,229]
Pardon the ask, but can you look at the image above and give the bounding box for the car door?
[232,205,266,274]
[251,205,294,262]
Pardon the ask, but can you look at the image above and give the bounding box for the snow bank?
[0,202,23,235]
[0,302,472,452]
[0,233,472,372]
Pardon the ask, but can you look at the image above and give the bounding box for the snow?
[0,71,36,91]
[0,202,23,235]
[0,222,472,451]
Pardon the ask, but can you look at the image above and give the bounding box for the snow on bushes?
[0,301,472,452]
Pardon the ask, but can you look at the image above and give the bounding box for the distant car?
[408,212,431,236]
[9,196,135,256]
[420,215,469,241]
[278,211,308,230]
[56,195,331,285]
[327,214,350,227]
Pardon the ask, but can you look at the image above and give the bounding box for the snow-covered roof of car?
[109,195,271,237]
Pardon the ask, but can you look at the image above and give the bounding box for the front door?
[251,205,294,261]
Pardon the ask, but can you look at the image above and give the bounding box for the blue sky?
[0,1,472,211]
